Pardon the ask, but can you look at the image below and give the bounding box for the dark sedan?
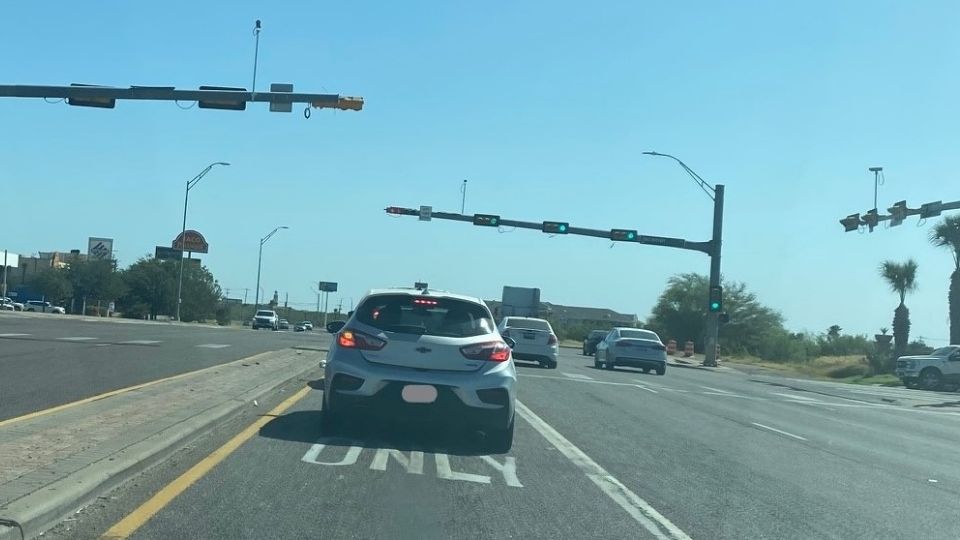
[582,330,608,356]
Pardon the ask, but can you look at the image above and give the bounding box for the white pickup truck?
[895,345,960,389]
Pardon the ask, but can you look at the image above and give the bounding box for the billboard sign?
[88,237,114,260]
[155,246,183,261]
[318,281,338,293]
[172,230,209,254]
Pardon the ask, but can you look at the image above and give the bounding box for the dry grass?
[726,354,900,386]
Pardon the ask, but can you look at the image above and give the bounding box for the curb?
[0,354,320,540]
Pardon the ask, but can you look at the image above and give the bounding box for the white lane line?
[702,392,765,400]
[699,385,734,394]
[771,392,820,402]
[520,373,657,392]
[57,337,97,341]
[515,400,690,540]
[196,344,230,349]
[562,373,594,381]
[119,340,162,345]
[751,422,808,441]
[0,333,31,337]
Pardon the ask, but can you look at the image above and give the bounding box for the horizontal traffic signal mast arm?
[839,198,960,232]
[384,206,714,255]
[0,84,363,110]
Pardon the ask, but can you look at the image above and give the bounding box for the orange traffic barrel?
[683,341,694,357]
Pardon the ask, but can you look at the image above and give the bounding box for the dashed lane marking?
[119,340,162,345]
[57,336,97,341]
[562,373,594,381]
[196,344,230,349]
[751,422,808,441]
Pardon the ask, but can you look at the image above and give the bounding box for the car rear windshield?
[355,294,495,337]
[589,330,607,338]
[505,318,551,331]
[255,310,274,317]
[620,329,660,341]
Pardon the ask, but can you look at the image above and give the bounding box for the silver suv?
[323,288,517,452]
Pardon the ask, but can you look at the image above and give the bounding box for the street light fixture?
[254,226,289,312]
[643,151,725,367]
[175,161,230,321]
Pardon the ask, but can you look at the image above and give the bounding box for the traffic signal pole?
[704,184,725,367]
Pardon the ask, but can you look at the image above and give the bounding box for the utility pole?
[2,250,7,298]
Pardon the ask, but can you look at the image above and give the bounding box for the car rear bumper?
[324,349,516,429]
[613,356,666,370]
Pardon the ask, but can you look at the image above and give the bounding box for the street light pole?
[175,162,229,321]
[253,226,288,313]
[643,152,724,367]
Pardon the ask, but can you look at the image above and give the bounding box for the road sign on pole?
[318,281,338,293]
[419,206,433,221]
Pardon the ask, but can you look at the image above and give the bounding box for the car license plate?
[401,385,437,404]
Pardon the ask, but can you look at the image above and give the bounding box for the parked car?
[323,288,517,452]
[24,300,65,314]
[497,316,558,369]
[582,329,608,356]
[279,318,290,330]
[0,301,13,311]
[595,328,667,374]
[252,310,280,330]
[895,345,960,390]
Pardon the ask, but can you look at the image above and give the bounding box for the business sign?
[319,281,338,293]
[172,230,209,254]
[88,237,114,260]
[154,246,183,261]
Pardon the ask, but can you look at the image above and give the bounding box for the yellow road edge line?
[101,385,312,539]
[0,349,281,429]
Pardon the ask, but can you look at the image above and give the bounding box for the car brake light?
[413,298,438,306]
[338,329,387,351]
[547,334,558,346]
[460,341,511,362]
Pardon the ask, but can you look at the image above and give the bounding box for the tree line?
[23,256,222,322]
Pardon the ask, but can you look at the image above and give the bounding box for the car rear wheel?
[642,368,650,374]
[919,368,942,390]
[656,366,666,376]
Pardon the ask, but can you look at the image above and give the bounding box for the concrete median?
[0,348,325,540]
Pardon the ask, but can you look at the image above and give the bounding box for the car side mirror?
[326,320,346,334]
[503,337,516,349]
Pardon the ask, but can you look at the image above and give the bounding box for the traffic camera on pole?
[708,286,723,312]
[610,229,637,242]
[542,221,569,234]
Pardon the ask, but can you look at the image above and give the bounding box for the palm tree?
[930,216,960,344]
[879,259,918,360]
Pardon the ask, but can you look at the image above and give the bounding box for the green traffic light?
[559,224,567,232]
[710,302,720,310]
[627,232,636,240]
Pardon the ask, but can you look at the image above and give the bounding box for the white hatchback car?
[323,288,517,452]
[497,316,559,369]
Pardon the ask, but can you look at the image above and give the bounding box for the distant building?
[486,300,638,328]
[13,250,86,284]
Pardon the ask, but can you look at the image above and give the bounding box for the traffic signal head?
[719,312,730,324]
[385,206,417,216]
[197,85,248,111]
[887,200,907,227]
[542,221,569,234]
[610,229,637,242]
[920,201,943,219]
[840,213,861,232]
[861,209,879,232]
[708,286,722,312]
[473,214,500,227]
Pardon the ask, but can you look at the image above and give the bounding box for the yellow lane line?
[101,385,312,539]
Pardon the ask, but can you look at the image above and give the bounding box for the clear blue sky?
[4,1,959,342]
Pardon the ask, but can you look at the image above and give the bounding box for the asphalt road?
[44,347,960,539]
[0,312,332,421]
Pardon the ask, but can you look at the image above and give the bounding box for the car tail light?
[412,298,438,306]
[460,341,511,362]
[338,329,387,351]
[547,334,558,346]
